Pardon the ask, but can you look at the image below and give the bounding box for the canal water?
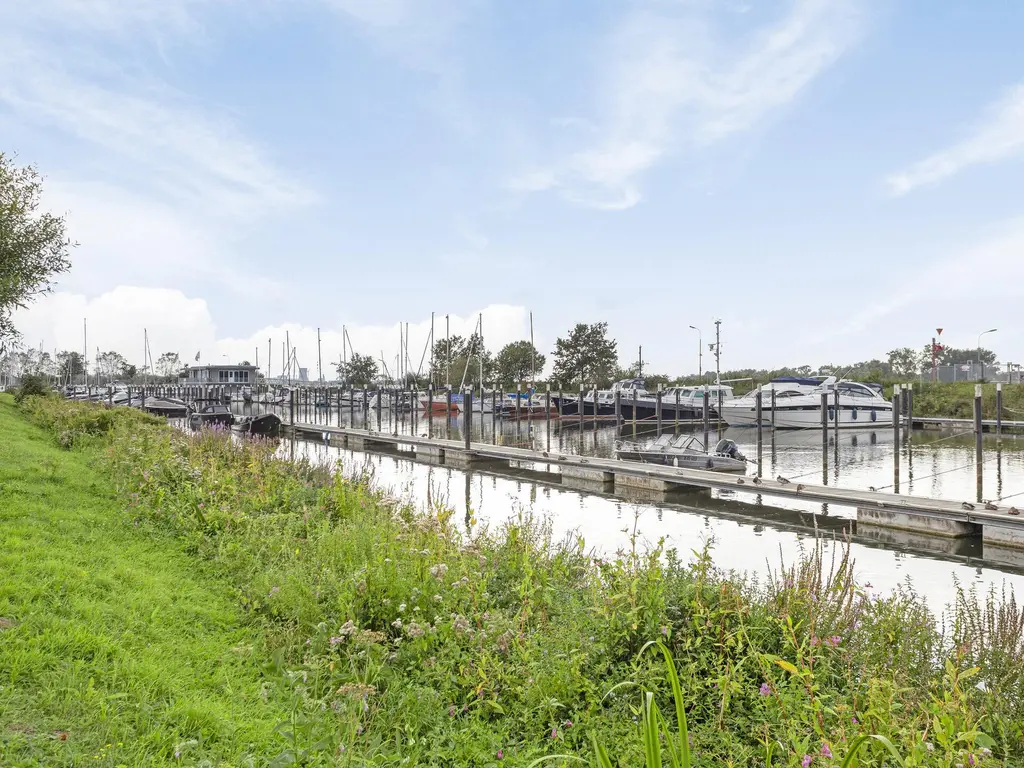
[236,400,1024,610]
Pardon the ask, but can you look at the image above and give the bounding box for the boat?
[419,394,460,414]
[718,377,892,429]
[241,386,253,403]
[188,403,235,430]
[615,380,736,421]
[232,413,283,438]
[142,395,190,417]
[615,433,747,472]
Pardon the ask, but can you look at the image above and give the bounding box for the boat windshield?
[669,434,704,451]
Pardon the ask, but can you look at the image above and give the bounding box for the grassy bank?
[0,396,291,766]
[5,394,1024,766]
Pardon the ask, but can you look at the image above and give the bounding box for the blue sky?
[6,0,1024,377]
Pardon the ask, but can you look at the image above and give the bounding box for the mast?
[342,325,347,385]
[143,328,148,384]
[83,318,87,387]
[638,346,643,378]
[714,319,721,385]
[529,311,535,388]
[429,312,434,387]
[285,330,291,385]
[317,327,323,383]
[445,314,450,389]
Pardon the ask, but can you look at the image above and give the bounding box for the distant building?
[179,363,257,385]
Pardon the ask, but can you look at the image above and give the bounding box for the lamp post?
[689,325,702,380]
[978,328,997,381]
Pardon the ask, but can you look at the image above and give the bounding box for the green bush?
[19,394,162,449]
[13,373,51,403]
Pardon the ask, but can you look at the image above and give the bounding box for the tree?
[430,333,492,386]
[551,322,618,387]
[155,352,181,378]
[96,350,128,381]
[494,341,545,387]
[0,153,74,342]
[887,348,922,377]
[336,352,378,388]
[56,350,85,381]
[923,345,996,367]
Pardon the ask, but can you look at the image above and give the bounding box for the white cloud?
[14,287,536,379]
[513,0,865,209]
[886,84,1024,196]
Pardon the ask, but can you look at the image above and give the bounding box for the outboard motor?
[714,438,745,461]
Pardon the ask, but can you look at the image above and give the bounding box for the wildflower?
[851,716,859,725]
[268,586,280,598]
[968,754,976,766]
[980,748,992,757]
[825,635,842,648]
[392,618,403,630]
[329,636,343,645]
[821,743,832,759]
[564,720,573,728]
[405,622,425,639]
[660,625,669,637]
[433,594,443,602]
[551,727,558,739]
[759,682,771,697]
[452,614,471,635]
[398,603,406,613]
[497,749,504,760]
[448,705,456,717]
[338,619,357,636]
[810,636,821,647]
[430,563,449,579]
[802,755,812,768]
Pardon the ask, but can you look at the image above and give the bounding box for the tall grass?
[14,395,1024,766]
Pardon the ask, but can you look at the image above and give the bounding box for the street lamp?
[689,325,702,380]
[978,328,997,381]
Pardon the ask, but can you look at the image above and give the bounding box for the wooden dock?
[908,415,1024,433]
[289,423,1024,550]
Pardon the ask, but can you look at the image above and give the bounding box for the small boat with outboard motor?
[614,433,747,472]
[232,412,283,438]
[188,402,235,430]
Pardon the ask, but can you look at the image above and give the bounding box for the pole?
[755,385,763,443]
[286,331,291,385]
[714,319,721,385]
[975,384,983,502]
[464,389,472,450]
[905,382,913,435]
[317,328,323,384]
[429,313,434,388]
[997,382,1003,437]
[445,314,450,389]
[638,346,643,378]
[529,312,536,389]
[820,390,829,445]
[656,385,662,437]
[770,388,776,429]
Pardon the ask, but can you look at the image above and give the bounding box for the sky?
[5,0,1024,378]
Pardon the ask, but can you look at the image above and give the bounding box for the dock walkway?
[290,422,1024,550]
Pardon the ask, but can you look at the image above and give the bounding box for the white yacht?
[718,377,892,429]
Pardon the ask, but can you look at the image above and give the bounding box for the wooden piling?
[975,384,983,502]
[702,388,709,432]
[906,382,914,434]
[996,382,1003,437]
[755,385,763,443]
[464,389,472,450]
[427,386,434,438]
[820,391,829,444]
[833,387,840,440]
[656,386,663,437]
[674,388,680,433]
[545,384,551,452]
[770,387,776,429]
[446,388,452,440]
[579,386,584,431]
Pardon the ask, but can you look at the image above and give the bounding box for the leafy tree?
[887,348,922,377]
[336,352,378,388]
[155,352,181,378]
[56,351,85,381]
[922,345,996,367]
[494,341,545,387]
[96,350,128,381]
[551,322,618,387]
[430,333,491,387]
[0,153,74,342]
[121,363,138,380]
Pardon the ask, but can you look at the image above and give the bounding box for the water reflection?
[282,434,1024,612]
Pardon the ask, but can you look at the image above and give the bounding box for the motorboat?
[614,434,747,472]
[232,412,283,438]
[142,395,190,417]
[188,403,235,430]
[718,377,892,429]
[617,382,735,421]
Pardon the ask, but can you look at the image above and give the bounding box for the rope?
[995,488,1024,503]
[868,452,1001,493]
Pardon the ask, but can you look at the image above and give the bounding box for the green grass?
[0,395,288,766]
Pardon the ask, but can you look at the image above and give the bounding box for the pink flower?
[759,682,771,696]
[821,743,832,759]
[551,727,558,739]
[802,755,812,768]
[497,749,504,760]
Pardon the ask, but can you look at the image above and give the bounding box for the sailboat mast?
[529,311,535,388]
[317,327,323,383]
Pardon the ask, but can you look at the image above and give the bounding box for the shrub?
[13,373,51,402]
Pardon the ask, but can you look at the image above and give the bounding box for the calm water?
[232,399,1024,609]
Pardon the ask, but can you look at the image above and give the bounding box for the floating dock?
[289,423,1024,552]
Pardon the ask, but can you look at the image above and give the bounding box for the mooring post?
[770,388,776,429]
[579,385,584,431]
[446,387,452,440]
[632,388,638,437]
[702,387,709,432]
[673,388,680,433]
[975,383,984,502]
[820,390,829,445]
[289,389,295,426]
[996,382,1003,437]
[545,383,551,451]
[905,382,914,435]
[656,386,663,437]
[515,382,522,424]
[491,384,497,442]
[592,383,598,436]
[755,385,763,443]
[464,389,472,450]
[427,385,434,439]
[557,384,563,421]
[614,389,621,426]
[833,386,840,440]
[375,387,382,432]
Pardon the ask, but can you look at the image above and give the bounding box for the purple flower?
[448,705,456,717]
[564,720,573,728]
[809,636,820,647]
[821,743,832,759]
[825,635,842,648]
[497,749,504,760]
[551,727,558,739]
[759,682,771,697]
[851,716,859,725]
[329,636,343,645]
[802,755,812,768]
